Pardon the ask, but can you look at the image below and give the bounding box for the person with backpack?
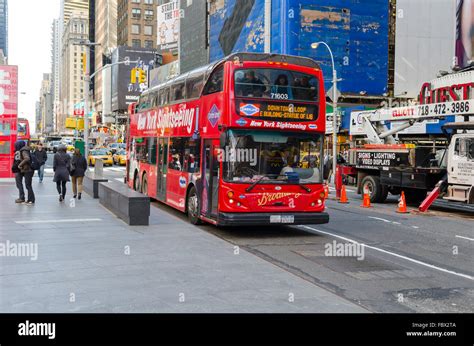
[53,144,71,202]
[70,148,88,200]
[12,140,35,205]
[34,143,48,183]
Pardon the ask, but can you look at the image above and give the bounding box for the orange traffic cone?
[338,185,349,204]
[397,191,409,214]
[361,193,372,208]
[324,184,329,199]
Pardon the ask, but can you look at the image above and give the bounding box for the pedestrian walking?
[11,140,35,205]
[70,148,88,200]
[53,144,71,202]
[34,143,48,183]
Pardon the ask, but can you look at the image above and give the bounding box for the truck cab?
[445,133,474,203]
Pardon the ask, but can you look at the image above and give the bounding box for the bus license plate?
[270,215,294,223]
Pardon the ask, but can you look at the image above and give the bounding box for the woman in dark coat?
[53,144,71,202]
[71,148,88,200]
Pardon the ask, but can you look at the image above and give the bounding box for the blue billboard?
[209,0,390,96]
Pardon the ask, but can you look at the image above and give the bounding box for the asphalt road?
[82,162,474,312]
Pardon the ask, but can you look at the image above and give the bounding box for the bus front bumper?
[217,212,329,226]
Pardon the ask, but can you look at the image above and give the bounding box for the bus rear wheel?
[187,186,202,225]
[141,174,148,196]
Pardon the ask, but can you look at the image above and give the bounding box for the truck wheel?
[187,186,202,225]
[360,175,383,203]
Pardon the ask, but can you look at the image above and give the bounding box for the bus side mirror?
[220,132,227,148]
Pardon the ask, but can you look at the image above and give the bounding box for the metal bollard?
[95,159,104,177]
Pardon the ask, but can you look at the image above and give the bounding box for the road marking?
[412,226,419,229]
[115,178,124,182]
[368,216,391,223]
[16,218,102,224]
[392,222,401,225]
[301,225,474,281]
[455,235,474,242]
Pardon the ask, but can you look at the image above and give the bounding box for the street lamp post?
[311,41,338,186]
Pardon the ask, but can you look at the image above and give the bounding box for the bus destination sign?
[237,102,317,121]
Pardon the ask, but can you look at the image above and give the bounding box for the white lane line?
[412,226,420,229]
[368,216,391,223]
[328,187,356,193]
[455,235,474,242]
[115,178,124,182]
[392,221,401,225]
[301,225,474,281]
[16,218,102,224]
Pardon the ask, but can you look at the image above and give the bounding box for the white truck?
[346,98,474,210]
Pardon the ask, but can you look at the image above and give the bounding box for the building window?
[132,8,141,18]
[144,40,153,48]
[144,25,153,36]
[132,24,140,34]
[132,0,140,3]
[132,39,141,48]
[144,0,154,4]
[145,10,153,18]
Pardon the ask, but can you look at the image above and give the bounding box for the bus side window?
[160,86,169,105]
[168,138,186,171]
[147,138,157,165]
[183,138,200,173]
[186,75,205,99]
[203,65,224,95]
[171,81,186,102]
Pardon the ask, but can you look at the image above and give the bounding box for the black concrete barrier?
[84,172,109,199]
[98,180,150,226]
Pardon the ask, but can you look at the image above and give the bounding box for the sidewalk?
[0,175,366,313]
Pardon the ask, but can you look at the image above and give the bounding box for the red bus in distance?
[127,53,329,226]
[17,118,31,143]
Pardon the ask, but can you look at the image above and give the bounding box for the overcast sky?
[8,0,60,131]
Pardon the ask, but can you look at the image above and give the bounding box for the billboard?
[395,0,457,98]
[179,0,208,73]
[456,0,474,68]
[111,46,158,112]
[157,0,181,55]
[209,0,389,96]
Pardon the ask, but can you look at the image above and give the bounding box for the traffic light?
[130,68,138,84]
[139,69,147,84]
[82,53,87,74]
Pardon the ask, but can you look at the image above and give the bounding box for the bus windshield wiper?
[298,184,312,193]
[245,175,269,192]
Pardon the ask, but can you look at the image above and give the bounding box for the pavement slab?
[0,178,366,313]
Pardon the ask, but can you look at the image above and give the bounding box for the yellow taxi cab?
[113,149,127,165]
[88,148,114,166]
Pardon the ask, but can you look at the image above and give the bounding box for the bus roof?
[142,53,320,97]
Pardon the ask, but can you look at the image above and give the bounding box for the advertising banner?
[456,0,474,68]
[111,46,158,111]
[0,65,18,178]
[157,0,181,54]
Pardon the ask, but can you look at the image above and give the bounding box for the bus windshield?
[234,68,319,102]
[222,130,323,184]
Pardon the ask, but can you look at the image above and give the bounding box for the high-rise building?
[117,0,157,49]
[92,0,117,116]
[59,10,89,133]
[60,0,89,26]
[51,19,61,133]
[39,73,54,134]
[0,0,8,59]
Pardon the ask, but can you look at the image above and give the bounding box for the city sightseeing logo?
[240,103,260,116]
[136,106,195,135]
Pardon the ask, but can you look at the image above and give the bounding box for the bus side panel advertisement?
[130,101,200,138]
[0,65,18,179]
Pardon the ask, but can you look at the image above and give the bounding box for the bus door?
[202,139,219,218]
[157,138,168,201]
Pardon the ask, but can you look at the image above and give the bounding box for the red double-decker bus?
[17,118,31,143]
[127,53,329,226]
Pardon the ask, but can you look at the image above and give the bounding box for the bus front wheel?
[187,186,202,225]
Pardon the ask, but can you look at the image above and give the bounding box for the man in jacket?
[34,143,48,183]
[12,141,35,205]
